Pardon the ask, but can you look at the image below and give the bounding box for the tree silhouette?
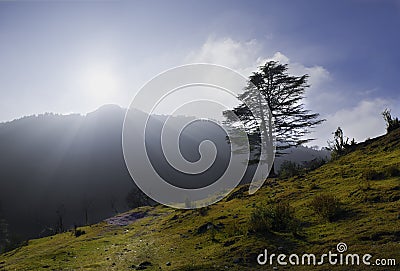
[0,201,9,253]
[81,198,93,226]
[382,108,400,133]
[125,188,151,209]
[224,61,324,175]
[327,127,356,158]
[55,204,66,233]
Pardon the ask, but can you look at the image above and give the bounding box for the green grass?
[1,129,400,270]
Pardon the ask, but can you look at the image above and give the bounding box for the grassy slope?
[1,130,400,271]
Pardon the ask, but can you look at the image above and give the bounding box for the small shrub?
[2,233,28,253]
[74,229,86,237]
[225,221,247,238]
[249,201,297,234]
[384,165,400,178]
[328,127,357,159]
[209,226,218,242]
[359,179,372,191]
[278,158,326,179]
[362,169,384,180]
[279,161,302,179]
[126,188,152,209]
[196,206,209,216]
[303,157,326,171]
[382,108,400,133]
[310,194,342,222]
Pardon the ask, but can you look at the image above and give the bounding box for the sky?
[0,0,399,147]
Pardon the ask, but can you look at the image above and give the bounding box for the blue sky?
[0,0,399,146]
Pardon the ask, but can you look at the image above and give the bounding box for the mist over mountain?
[0,105,235,240]
[0,105,131,240]
[0,105,328,241]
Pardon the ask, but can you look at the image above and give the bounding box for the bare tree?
[327,127,356,159]
[55,204,66,233]
[0,201,9,253]
[81,198,93,226]
[110,196,119,214]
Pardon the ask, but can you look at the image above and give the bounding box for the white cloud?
[185,38,332,92]
[268,52,332,113]
[185,37,265,77]
[186,37,395,148]
[268,52,331,89]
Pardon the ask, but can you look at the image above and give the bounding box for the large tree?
[224,61,324,174]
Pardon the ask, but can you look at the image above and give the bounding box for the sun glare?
[79,63,120,103]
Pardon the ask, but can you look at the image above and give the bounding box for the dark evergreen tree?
[224,61,324,175]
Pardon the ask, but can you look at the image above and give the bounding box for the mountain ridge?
[1,128,399,270]
[0,105,329,242]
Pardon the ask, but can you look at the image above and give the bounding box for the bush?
[74,229,86,237]
[310,194,342,222]
[278,158,327,179]
[302,157,327,171]
[1,232,28,253]
[384,165,400,178]
[362,169,384,180]
[196,206,210,216]
[225,221,247,238]
[249,201,297,234]
[358,179,372,191]
[328,127,357,159]
[382,109,400,133]
[126,188,152,209]
[278,161,302,179]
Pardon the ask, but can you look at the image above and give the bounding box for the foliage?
[279,157,327,179]
[224,61,325,160]
[383,165,400,178]
[362,169,384,181]
[1,129,400,270]
[327,127,356,159]
[249,201,297,234]
[195,207,210,216]
[224,221,247,238]
[302,157,327,171]
[382,108,400,133]
[0,232,27,254]
[74,229,86,238]
[278,160,302,178]
[310,194,342,222]
[362,165,400,181]
[126,188,151,209]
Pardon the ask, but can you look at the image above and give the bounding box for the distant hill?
[0,105,131,240]
[274,145,330,170]
[1,128,398,270]
[0,105,328,242]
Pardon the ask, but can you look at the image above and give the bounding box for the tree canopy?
[224,61,325,159]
